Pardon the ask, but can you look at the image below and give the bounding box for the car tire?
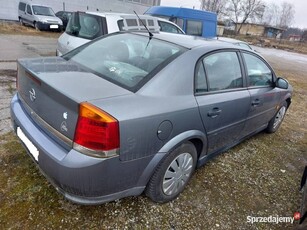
[145,141,197,203]
[19,18,24,26]
[34,22,40,31]
[266,101,288,133]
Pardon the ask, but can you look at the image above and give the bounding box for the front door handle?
[252,99,260,106]
[208,108,222,118]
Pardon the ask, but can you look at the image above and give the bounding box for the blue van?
[145,6,217,38]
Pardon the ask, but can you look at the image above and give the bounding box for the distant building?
[145,6,217,37]
[288,34,302,42]
[0,0,161,21]
[235,23,285,38]
[264,26,285,38]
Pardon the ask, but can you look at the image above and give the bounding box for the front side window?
[66,12,104,40]
[186,20,202,36]
[243,53,273,87]
[169,17,184,29]
[63,33,186,91]
[32,6,55,16]
[158,21,183,34]
[26,5,32,15]
[203,52,243,91]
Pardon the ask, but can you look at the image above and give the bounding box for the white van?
[56,11,185,56]
[18,1,63,31]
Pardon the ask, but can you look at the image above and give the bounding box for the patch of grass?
[233,34,307,55]
[0,21,61,38]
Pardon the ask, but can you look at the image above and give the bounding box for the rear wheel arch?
[189,138,204,159]
[136,131,207,189]
[158,130,207,157]
[145,141,198,202]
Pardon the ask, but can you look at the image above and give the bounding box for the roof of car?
[85,11,157,19]
[137,32,241,50]
[215,37,248,44]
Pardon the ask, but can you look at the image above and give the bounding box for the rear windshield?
[32,6,55,16]
[63,33,186,91]
[66,12,105,40]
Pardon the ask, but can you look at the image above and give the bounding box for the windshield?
[63,33,186,91]
[32,6,55,16]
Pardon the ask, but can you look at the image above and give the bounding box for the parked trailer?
[145,6,217,38]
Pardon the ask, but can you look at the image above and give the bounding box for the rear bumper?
[10,94,158,204]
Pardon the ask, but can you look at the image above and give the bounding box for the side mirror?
[275,77,288,89]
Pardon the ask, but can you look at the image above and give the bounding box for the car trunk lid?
[17,57,131,146]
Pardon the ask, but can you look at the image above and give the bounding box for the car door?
[24,4,33,25]
[241,52,281,136]
[195,51,250,154]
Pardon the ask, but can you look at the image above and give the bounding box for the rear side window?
[202,52,243,91]
[118,20,124,31]
[66,12,105,40]
[195,60,208,93]
[243,53,273,87]
[186,20,202,36]
[19,2,26,11]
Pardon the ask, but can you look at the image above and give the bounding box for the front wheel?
[19,18,25,26]
[34,22,40,31]
[266,101,288,133]
[145,141,197,203]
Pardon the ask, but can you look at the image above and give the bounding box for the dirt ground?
[0,27,306,229]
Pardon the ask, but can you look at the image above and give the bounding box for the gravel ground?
[0,36,306,229]
[0,70,15,135]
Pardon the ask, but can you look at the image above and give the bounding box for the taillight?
[73,102,119,158]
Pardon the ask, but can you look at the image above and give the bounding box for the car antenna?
[133,11,153,39]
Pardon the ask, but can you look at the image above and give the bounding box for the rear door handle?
[208,108,222,118]
[251,99,260,106]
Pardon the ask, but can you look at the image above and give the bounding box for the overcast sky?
[161,0,307,29]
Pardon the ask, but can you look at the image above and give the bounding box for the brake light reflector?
[74,102,119,156]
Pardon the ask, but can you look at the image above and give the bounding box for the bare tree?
[261,1,295,28]
[199,0,226,14]
[225,0,265,34]
[262,3,280,26]
[278,2,295,28]
[302,30,307,42]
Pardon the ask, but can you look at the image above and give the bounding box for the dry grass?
[235,35,307,55]
[0,21,61,38]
